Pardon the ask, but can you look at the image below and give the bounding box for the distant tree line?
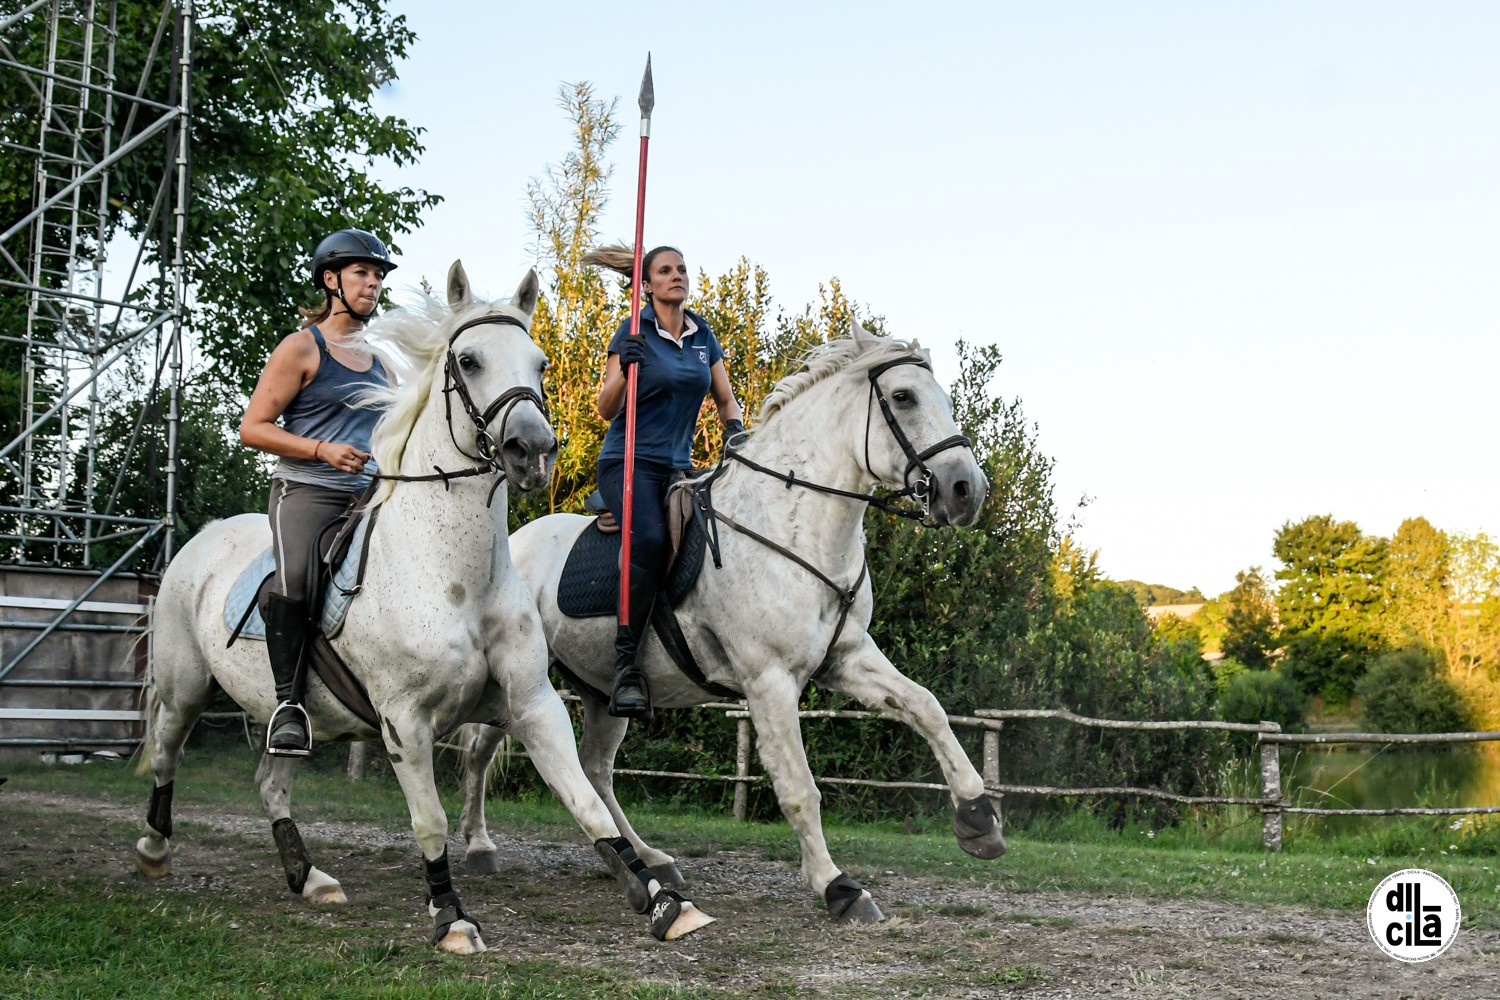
[1192,515,1497,735]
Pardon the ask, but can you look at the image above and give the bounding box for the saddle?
[555,484,737,699]
[222,495,383,730]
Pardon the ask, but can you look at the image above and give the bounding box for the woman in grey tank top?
[238,229,398,756]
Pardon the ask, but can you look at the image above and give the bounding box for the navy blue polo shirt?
[600,305,723,468]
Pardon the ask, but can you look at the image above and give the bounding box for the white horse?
[134,264,711,952]
[458,323,1005,923]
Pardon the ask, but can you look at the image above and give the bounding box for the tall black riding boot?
[263,593,313,756]
[609,620,652,719]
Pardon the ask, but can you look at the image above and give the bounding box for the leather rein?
[370,312,549,505]
[690,354,973,667]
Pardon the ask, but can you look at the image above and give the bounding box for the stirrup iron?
[266,701,313,757]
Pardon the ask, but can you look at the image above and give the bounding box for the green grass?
[0,883,706,999]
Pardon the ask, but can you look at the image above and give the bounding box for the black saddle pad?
[556,505,708,618]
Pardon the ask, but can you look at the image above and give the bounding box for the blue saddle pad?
[556,509,707,619]
[224,510,372,640]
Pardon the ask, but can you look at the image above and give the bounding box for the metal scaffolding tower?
[0,0,192,681]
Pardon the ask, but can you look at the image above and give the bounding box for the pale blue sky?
[370,1,1500,597]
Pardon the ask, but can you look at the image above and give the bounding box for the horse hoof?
[302,867,348,906]
[463,850,501,876]
[134,836,171,879]
[954,795,1007,859]
[662,900,715,940]
[647,890,714,941]
[435,921,487,955]
[957,830,1008,860]
[649,861,686,887]
[831,893,884,924]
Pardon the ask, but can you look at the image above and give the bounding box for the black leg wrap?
[425,851,480,944]
[424,848,455,901]
[595,836,659,914]
[647,889,687,942]
[824,872,867,919]
[271,817,312,895]
[954,794,1001,838]
[147,781,174,840]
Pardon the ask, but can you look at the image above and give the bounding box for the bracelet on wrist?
[313,440,324,461]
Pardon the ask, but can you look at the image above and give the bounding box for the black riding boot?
[263,593,313,756]
[609,620,652,719]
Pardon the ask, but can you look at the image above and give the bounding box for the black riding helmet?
[310,229,396,321]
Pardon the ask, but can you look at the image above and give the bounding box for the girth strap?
[650,601,741,700]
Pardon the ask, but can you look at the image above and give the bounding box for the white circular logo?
[1367,868,1461,962]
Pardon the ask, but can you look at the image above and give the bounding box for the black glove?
[723,419,748,448]
[618,336,646,370]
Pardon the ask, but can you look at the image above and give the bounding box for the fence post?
[982,722,1001,791]
[347,740,368,782]
[733,715,751,821]
[1259,723,1283,852]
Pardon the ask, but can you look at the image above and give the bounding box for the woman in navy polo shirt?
[585,245,745,717]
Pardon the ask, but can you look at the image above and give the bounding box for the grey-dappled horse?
[134,264,711,952]
[459,322,1005,923]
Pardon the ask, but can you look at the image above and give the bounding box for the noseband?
[442,313,551,465]
[862,356,972,517]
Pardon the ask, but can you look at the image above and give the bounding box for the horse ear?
[447,260,471,308]
[850,318,878,347]
[511,268,540,320]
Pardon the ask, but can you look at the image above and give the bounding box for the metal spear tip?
[638,54,655,117]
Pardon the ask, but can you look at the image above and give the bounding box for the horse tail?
[134,616,159,777]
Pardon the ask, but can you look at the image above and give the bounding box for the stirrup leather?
[266,701,313,757]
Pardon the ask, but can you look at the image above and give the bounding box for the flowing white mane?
[362,293,523,503]
[757,334,930,425]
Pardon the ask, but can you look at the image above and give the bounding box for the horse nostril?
[954,480,970,499]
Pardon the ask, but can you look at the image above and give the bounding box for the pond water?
[1282,742,1500,833]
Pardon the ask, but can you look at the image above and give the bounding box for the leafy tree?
[1,1,439,396]
[1273,515,1388,706]
[2,1,439,568]
[519,81,621,519]
[1220,566,1278,669]
[1357,647,1471,734]
[1217,669,1306,731]
[1385,517,1450,652]
[1446,532,1500,677]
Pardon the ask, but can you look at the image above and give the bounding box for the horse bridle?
[717,354,972,521]
[862,356,973,517]
[371,311,551,499]
[442,312,551,464]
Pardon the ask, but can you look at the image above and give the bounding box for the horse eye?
[892,389,913,404]
[458,353,478,372]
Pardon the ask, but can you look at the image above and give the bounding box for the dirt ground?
[4,787,1496,999]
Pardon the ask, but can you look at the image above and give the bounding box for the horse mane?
[757,333,930,425]
[361,293,520,505]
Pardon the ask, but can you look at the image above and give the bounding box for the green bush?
[1217,669,1306,730]
[1357,647,1472,734]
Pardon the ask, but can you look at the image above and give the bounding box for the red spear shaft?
[619,55,654,631]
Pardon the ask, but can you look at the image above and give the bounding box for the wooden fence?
[577,699,1500,852]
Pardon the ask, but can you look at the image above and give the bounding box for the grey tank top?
[273,326,389,491]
